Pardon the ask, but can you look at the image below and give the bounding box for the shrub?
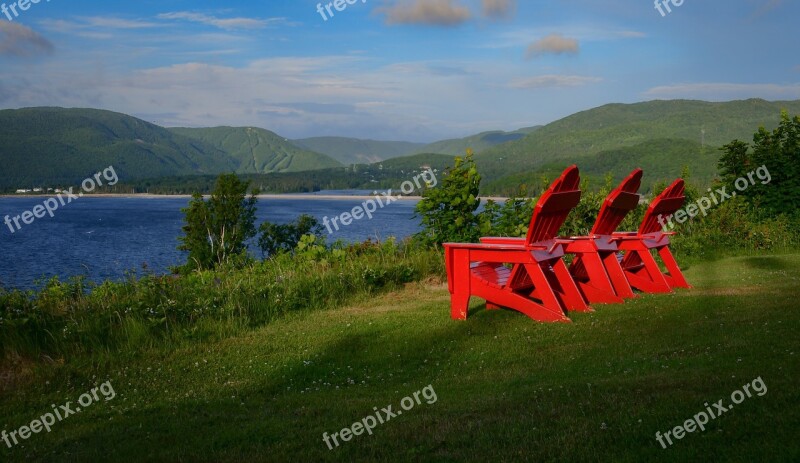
[178,173,258,272]
[414,150,482,245]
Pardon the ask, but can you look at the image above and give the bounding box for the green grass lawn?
[2,253,799,462]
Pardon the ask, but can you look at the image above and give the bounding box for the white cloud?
[378,0,471,26]
[525,34,579,58]
[485,26,645,50]
[482,0,515,19]
[0,52,579,141]
[39,16,158,32]
[81,17,159,29]
[157,12,289,30]
[0,22,54,57]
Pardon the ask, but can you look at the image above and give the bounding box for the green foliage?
[479,198,534,237]
[414,150,482,245]
[718,110,800,216]
[178,174,258,271]
[478,193,536,238]
[718,139,750,182]
[258,214,323,258]
[293,234,330,263]
[0,239,443,359]
[670,198,800,258]
[559,175,616,237]
[669,112,800,257]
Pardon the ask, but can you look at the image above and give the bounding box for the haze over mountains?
[1,99,798,191]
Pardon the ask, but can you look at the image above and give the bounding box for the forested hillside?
[171,127,341,174]
[476,99,800,183]
[0,108,236,188]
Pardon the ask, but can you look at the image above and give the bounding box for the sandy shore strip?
[0,193,511,201]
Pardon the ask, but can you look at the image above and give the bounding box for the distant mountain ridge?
[170,127,341,174]
[0,107,237,188]
[288,127,542,165]
[415,126,542,156]
[476,98,800,182]
[0,108,341,189]
[2,99,798,192]
[290,137,424,165]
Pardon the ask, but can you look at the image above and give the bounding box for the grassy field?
[1,253,799,462]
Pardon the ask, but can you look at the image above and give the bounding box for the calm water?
[0,194,421,290]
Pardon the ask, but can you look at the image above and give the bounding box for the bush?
[414,150,482,245]
[178,173,258,272]
[258,214,323,258]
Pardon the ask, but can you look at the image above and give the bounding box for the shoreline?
[0,193,511,201]
[0,193,424,201]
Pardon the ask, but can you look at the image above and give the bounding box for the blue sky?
[0,0,797,141]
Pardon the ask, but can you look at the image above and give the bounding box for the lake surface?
[0,193,421,290]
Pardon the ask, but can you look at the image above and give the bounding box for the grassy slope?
[169,127,342,174]
[477,99,800,182]
[0,108,237,188]
[1,253,798,462]
[290,137,425,166]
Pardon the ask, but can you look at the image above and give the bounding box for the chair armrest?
[480,237,526,245]
[476,237,574,254]
[443,242,540,251]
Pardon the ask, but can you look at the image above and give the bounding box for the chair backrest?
[590,169,643,235]
[525,165,582,245]
[638,178,686,234]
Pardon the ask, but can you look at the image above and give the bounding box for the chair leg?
[658,246,691,288]
[624,250,672,293]
[552,259,593,311]
[602,251,635,299]
[472,282,570,323]
[449,249,471,320]
[571,252,622,304]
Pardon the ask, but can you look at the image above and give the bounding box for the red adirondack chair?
[612,179,691,293]
[564,169,643,303]
[480,169,644,304]
[443,166,589,323]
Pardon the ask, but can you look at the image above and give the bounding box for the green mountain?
[170,127,341,174]
[111,154,456,195]
[290,137,424,165]
[417,126,541,156]
[0,107,237,188]
[289,127,542,165]
[477,99,800,182]
[377,153,454,171]
[482,138,717,196]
